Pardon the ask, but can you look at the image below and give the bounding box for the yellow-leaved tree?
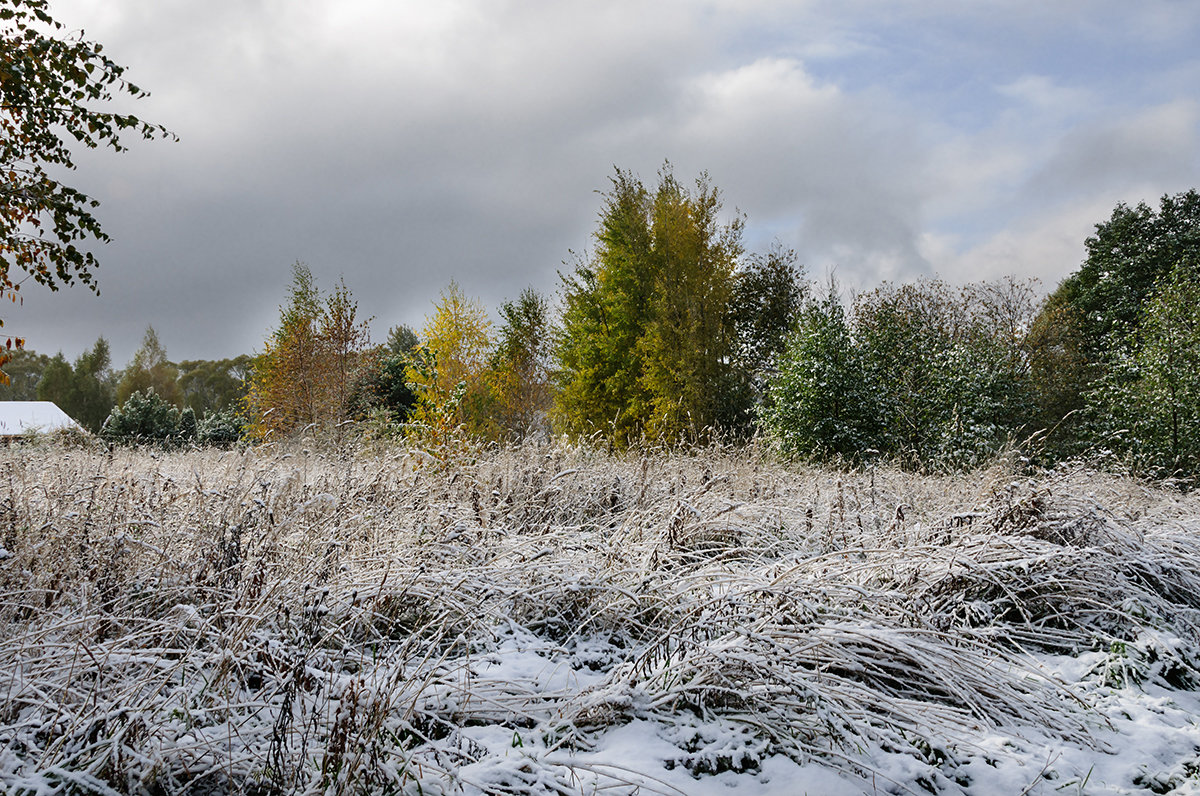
[406,280,495,445]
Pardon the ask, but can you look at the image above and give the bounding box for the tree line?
[7,2,1190,476]
[0,327,249,443]
[9,167,1199,480]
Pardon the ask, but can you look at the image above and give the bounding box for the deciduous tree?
[0,346,47,399]
[1031,190,1200,456]
[638,170,743,441]
[725,242,806,430]
[555,170,656,445]
[408,280,494,438]
[1054,191,1200,362]
[0,0,173,377]
[177,355,251,417]
[34,337,114,431]
[1089,264,1200,477]
[555,165,744,445]
[244,263,371,439]
[490,287,552,438]
[853,278,1037,469]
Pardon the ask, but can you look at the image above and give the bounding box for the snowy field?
[2,440,1200,795]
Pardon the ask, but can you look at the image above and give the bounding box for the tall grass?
[1,439,1198,793]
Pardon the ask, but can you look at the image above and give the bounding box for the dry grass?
[0,438,1198,794]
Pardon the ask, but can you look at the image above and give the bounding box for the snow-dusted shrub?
[100,387,186,444]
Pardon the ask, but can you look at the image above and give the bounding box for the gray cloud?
[1028,101,1200,199]
[14,0,1200,364]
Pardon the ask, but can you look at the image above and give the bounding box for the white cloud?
[997,74,1092,115]
[919,199,1101,286]
[666,58,935,281]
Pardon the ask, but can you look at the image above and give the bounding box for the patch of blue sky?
[740,6,1199,134]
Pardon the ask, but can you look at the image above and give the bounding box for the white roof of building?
[0,401,86,436]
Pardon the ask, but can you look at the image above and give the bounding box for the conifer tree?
[117,326,182,406]
[763,289,883,461]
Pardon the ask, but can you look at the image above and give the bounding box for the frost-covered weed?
[0,440,1199,794]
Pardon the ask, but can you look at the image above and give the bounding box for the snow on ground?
[329,627,1200,795]
[2,441,1200,794]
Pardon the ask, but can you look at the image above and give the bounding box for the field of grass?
[2,439,1200,794]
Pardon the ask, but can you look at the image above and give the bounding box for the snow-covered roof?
[0,401,86,436]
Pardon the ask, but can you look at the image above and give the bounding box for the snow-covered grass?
[2,439,1200,794]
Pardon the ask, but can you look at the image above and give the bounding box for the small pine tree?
[196,407,244,445]
[763,292,884,462]
[101,389,182,444]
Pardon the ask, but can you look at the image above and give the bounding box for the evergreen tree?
[347,349,416,424]
[385,324,420,356]
[101,389,185,444]
[763,291,883,462]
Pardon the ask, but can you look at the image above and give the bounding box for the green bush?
[763,294,885,462]
[196,407,244,445]
[103,391,245,446]
[101,389,186,444]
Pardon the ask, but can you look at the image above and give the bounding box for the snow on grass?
[1,439,1199,794]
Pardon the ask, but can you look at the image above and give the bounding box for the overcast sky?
[14,0,1200,364]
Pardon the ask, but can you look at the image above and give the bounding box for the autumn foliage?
[243,264,371,440]
[0,0,173,380]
